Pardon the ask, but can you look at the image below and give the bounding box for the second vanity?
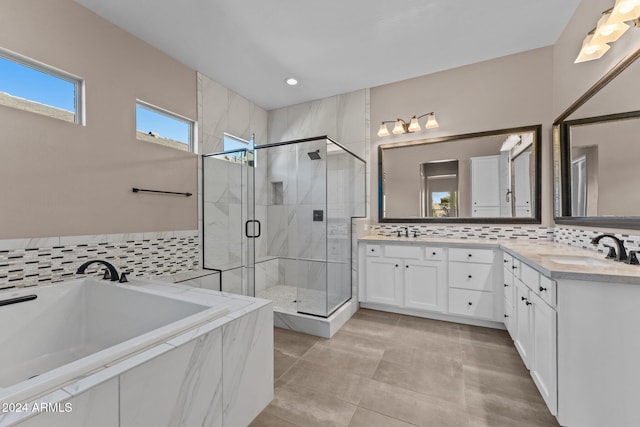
[358,235,640,427]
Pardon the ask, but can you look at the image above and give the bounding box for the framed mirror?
[378,125,542,223]
[553,47,640,229]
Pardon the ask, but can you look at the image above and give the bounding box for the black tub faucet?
[77,260,120,282]
[591,234,627,262]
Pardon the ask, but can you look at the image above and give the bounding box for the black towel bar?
[132,188,192,197]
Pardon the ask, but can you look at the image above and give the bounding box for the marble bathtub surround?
[0,230,199,289]
[0,280,273,427]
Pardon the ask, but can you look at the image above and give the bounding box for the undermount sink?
[541,255,612,267]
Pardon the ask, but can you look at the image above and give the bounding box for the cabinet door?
[530,292,558,415]
[365,258,401,306]
[504,297,515,339]
[404,260,446,312]
[514,278,532,368]
[470,155,500,207]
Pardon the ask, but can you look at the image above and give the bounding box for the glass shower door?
[202,145,256,296]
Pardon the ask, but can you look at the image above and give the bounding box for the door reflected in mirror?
[564,114,640,217]
[379,125,541,223]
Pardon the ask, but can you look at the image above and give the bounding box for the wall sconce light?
[377,112,438,137]
[576,0,640,63]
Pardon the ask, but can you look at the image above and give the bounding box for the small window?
[223,133,255,165]
[0,49,83,124]
[136,101,195,152]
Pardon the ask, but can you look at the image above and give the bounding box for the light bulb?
[377,123,390,137]
[407,116,421,133]
[575,34,610,63]
[425,113,439,129]
[609,0,640,23]
[392,119,406,135]
[592,13,629,44]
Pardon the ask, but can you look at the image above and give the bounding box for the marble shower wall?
[197,73,268,153]
[268,88,371,214]
[198,72,270,268]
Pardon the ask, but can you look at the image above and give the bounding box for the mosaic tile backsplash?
[369,224,555,240]
[554,227,640,254]
[370,224,640,254]
[0,231,199,290]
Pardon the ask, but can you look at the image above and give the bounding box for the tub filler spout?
[76,260,120,281]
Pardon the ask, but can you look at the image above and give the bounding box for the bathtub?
[0,277,228,406]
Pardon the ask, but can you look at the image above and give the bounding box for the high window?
[0,49,83,124]
[136,101,195,152]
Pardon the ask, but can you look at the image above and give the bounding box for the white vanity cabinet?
[448,248,499,321]
[502,253,518,338]
[504,253,558,416]
[364,255,402,306]
[361,242,503,325]
[363,244,446,313]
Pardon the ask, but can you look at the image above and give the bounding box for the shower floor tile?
[257,285,298,313]
[256,285,329,314]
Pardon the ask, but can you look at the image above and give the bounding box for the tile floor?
[250,308,559,427]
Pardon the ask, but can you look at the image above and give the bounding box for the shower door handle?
[245,220,261,238]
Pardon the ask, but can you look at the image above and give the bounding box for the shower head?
[307,150,321,160]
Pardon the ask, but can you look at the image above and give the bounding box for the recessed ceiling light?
[285,77,298,86]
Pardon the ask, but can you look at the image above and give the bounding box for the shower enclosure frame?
[202,135,366,319]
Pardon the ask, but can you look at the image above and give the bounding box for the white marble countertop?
[359,235,640,284]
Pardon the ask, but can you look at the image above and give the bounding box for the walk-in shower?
[202,136,365,318]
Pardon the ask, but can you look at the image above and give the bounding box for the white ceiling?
[75,0,581,110]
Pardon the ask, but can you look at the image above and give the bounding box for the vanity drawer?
[449,288,493,320]
[384,245,422,259]
[503,270,514,302]
[424,247,445,261]
[538,275,557,307]
[520,262,540,291]
[449,248,496,264]
[502,253,513,270]
[366,245,381,257]
[449,262,493,291]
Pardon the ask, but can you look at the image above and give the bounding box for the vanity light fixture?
[285,77,298,86]
[377,112,438,137]
[575,1,640,63]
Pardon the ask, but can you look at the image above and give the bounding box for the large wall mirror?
[554,47,640,229]
[379,125,542,223]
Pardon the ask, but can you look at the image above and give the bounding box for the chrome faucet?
[590,234,627,262]
[76,260,124,282]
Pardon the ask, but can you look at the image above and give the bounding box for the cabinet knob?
[371,249,374,252]
[468,275,472,279]
[468,254,472,257]
[526,301,532,306]
[405,265,409,268]
[539,286,547,292]
[503,259,508,263]
[504,283,508,287]
[432,252,436,255]
[521,296,527,301]
[395,264,399,267]
[504,314,509,318]
[468,302,473,306]
[512,266,518,270]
